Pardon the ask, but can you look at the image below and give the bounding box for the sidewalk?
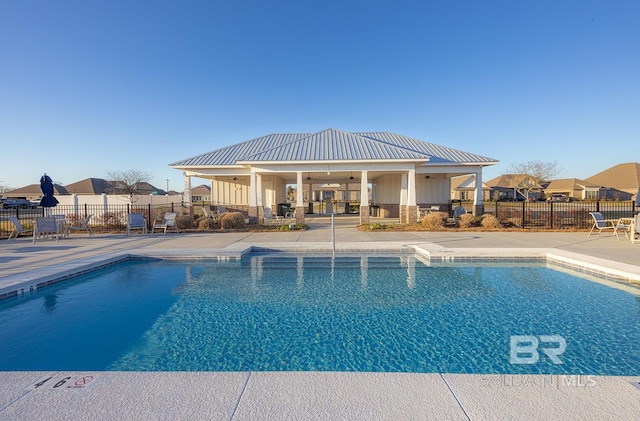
[1,219,639,420]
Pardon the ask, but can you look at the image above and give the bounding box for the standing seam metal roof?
[169,128,497,167]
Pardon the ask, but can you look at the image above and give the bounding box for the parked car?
[1,199,39,209]
[546,194,576,202]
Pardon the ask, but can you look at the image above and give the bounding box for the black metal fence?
[0,203,183,238]
[480,200,637,229]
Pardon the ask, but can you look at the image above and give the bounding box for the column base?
[473,204,485,217]
[407,205,418,224]
[359,206,370,224]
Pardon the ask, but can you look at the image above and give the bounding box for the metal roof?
[170,128,497,167]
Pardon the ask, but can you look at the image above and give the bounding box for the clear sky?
[1,0,638,192]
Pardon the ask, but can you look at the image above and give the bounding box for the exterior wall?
[416,175,450,204]
[373,174,401,204]
[211,179,249,206]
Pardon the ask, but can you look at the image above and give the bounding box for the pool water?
[1,255,640,374]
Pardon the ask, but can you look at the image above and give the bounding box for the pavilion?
[170,128,498,224]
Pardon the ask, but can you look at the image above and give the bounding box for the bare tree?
[508,160,562,200]
[107,169,152,203]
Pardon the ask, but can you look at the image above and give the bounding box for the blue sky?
[1,0,638,192]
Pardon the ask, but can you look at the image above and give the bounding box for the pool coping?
[2,241,640,300]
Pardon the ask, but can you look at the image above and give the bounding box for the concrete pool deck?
[1,215,640,420]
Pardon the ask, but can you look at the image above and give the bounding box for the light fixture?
[233,176,238,181]
[425,175,430,179]
[306,173,311,180]
[349,172,354,180]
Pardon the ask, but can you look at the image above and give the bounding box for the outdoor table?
[617,217,637,244]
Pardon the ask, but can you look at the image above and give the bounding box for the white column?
[296,171,304,208]
[72,193,79,216]
[256,173,263,208]
[249,171,257,207]
[407,169,416,206]
[102,193,108,218]
[400,173,408,205]
[474,170,483,206]
[360,171,369,204]
[183,173,192,208]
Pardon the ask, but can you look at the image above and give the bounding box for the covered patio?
[170,128,498,225]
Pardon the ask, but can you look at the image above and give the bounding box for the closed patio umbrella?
[39,174,59,215]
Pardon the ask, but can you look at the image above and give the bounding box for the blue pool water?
[1,255,640,374]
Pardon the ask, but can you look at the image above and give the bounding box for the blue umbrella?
[39,174,59,209]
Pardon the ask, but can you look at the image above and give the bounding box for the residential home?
[450,175,491,201]
[543,178,601,200]
[484,174,544,201]
[586,162,640,201]
[190,184,211,203]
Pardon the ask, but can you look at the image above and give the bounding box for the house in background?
[484,174,545,201]
[543,178,601,201]
[190,185,211,203]
[450,175,491,201]
[4,184,68,200]
[586,162,640,201]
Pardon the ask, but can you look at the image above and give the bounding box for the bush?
[480,214,501,228]
[458,213,476,228]
[220,212,246,229]
[421,212,447,229]
[176,215,194,230]
[197,217,218,230]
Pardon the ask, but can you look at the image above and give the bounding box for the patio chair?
[263,207,282,225]
[151,212,179,234]
[51,214,69,238]
[127,213,148,235]
[33,217,60,243]
[283,210,296,225]
[446,206,466,227]
[68,214,93,237]
[588,212,627,240]
[6,216,33,241]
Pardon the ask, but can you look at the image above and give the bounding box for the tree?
[107,169,152,203]
[507,160,561,200]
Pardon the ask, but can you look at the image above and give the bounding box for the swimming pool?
[1,254,640,374]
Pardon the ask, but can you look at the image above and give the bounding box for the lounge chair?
[588,212,627,240]
[68,214,93,237]
[283,210,296,225]
[127,213,148,235]
[33,217,60,243]
[263,207,282,225]
[151,212,179,234]
[6,217,33,241]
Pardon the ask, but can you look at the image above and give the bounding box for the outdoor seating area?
[588,212,629,240]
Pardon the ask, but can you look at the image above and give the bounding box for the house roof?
[586,162,640,192]
[190,184,211,194]
[450,175,491,191]
[170,128,498,167]
[545,178,599,191]
[5,183,68,196]
[65,178,113,195]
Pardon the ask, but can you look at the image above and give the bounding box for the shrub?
[422,212,447,229]
[458,213,476,228]
[220,212,246,229]
[176,215,194,230]
[197,217,218,230]
[480,214,501,228]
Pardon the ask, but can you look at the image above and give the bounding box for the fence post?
[596,200,600,213]
[549,201,553,230]
[521,201,525,229]
[84,203,88,218]
[495,200,498,217]
[148,204,152,220]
